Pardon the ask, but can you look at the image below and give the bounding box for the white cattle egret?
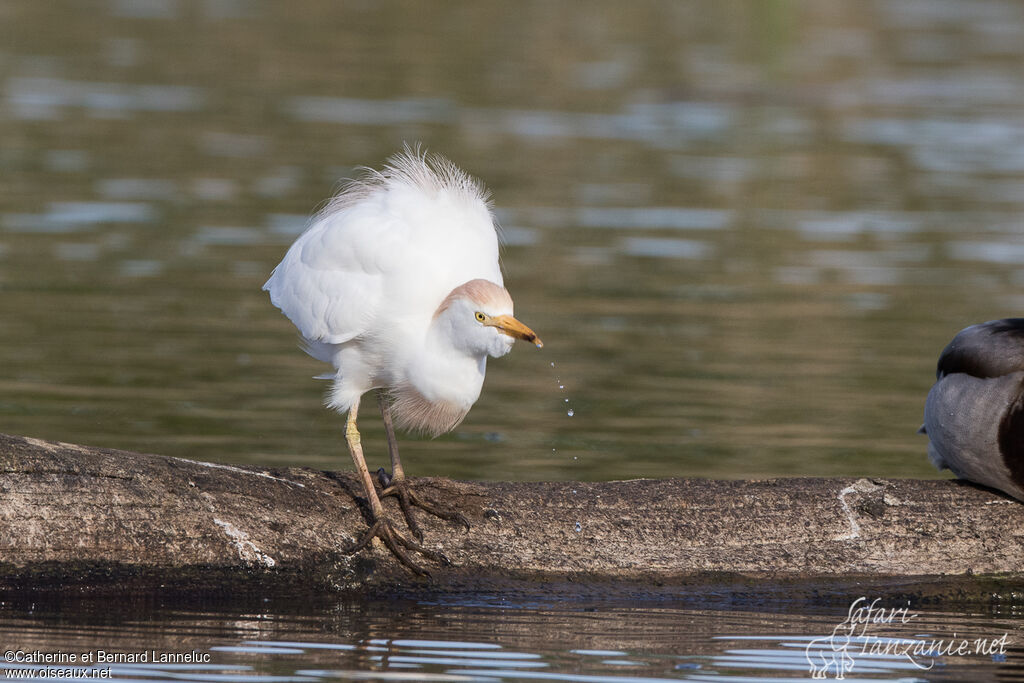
[264,147,543,573]
[921,318,1024,502]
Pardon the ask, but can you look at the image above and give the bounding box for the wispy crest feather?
[319,143,491,219]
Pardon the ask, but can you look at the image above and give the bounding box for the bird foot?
[346,516,452,576]
[376,468,471,541]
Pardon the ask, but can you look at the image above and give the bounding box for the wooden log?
[1,432,1022,597]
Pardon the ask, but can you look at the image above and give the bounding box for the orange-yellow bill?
[490,314,543,348]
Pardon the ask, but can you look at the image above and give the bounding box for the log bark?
[1,433,1022,597]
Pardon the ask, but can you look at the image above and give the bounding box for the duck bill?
[491,315,543,348]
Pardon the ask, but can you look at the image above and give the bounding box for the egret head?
[434,279,542,359]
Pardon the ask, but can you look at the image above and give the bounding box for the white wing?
[263,206,383,344]
[263,148,502,348]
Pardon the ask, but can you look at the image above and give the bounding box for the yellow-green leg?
[376,391,470,540]
[344,396,450,575]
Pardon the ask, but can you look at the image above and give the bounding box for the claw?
[342,397,452,576]
[381,480,471,540]
[346,516,451,576]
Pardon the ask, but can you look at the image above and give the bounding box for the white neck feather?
[387,320,488,436]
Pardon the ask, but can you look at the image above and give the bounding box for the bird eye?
[474,312,487,323]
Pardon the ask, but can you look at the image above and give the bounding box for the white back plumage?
[263,147,502,352]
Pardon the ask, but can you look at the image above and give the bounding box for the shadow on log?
[1,433,1022,598]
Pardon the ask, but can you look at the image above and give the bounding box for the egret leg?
[376,391,471,540]
[343,396,450,575]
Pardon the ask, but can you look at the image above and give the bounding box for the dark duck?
[922,318,1024,501]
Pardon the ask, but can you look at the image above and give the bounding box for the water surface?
[6,0,1024,481]
[1,592,1021,682]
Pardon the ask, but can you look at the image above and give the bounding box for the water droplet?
[567,409,574,417]
[574,521,582,532]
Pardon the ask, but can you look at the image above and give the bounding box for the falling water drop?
[550,361,577,460]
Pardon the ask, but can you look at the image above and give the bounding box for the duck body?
[923,318,1024,501]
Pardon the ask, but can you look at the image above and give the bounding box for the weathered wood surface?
[1,432,1022,594]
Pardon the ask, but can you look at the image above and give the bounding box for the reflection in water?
[0,595,1020,682]
[620,237,714,261]
[6,77,205,119]
[3,202,157,233]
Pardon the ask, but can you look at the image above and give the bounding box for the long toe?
[346,516,450,576]
[405,487,471,531]
[381,480,471,536]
